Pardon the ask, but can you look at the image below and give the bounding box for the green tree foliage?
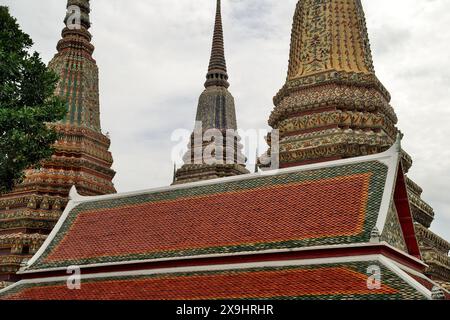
[0,6,66,194]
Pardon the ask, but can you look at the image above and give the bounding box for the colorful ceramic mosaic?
[263,0,398,169]
[0,0,115,285]
[261,0,450,285]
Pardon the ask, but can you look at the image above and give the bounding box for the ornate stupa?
[173,0,249,184]
[263,0,449,287]
[0,0,116,288]
[265,0,397,167]
[0,0,449,301]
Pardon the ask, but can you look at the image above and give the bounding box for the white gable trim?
[390,259,450,295]
[375,136,402,233]
[25,187,84,268]
[379,256,431,299]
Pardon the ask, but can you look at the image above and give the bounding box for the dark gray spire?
[205,0,230,88]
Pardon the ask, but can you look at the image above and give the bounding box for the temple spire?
[173,0,248,185]
[51,0,101,130]
[286,0,375,81]
[0,0,115,286]
[205,0,229,88]
[57,0,94,57]
[263,0,398,170]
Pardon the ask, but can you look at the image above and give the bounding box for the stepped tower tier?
[174,0,249,185]
[0,0,116,288]
[263,0,449,286]
[266,0,398,168]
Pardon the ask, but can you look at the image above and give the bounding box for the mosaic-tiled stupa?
[0,0,116,288]
[0,0,449,300]
[262,0,449,287]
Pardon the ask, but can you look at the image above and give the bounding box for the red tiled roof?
[47,174,370,264]
[27,160,390,270]
[0,141,433,301]
[2,262,427,300]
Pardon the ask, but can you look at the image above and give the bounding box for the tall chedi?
[0,0,115,287]
[174,0,249,184]
[263,0,449,287]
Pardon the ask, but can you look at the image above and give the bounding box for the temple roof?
[0,257,438,300]
[0,140,447,300]
[11,140,417,272]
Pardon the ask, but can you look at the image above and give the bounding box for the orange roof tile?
[1,262,427,300]
[28,161,388,270]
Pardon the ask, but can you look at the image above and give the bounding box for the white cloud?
[2,0,449,241]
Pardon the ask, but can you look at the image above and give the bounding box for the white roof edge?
[391,260,450,294]
[66,139,401,205]
[1,254,433,300]
[5,254,384,290]
[25,198,82,268]
[375,135,402,233]
[0,280,22,296]
[21,240,426,275]
[381,242,426,267]
[379,255,432,300]
[19,242,379,274]
[22,139,401,272]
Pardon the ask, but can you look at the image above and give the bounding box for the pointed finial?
[431,286,445,300]
[370,227,380,243]
[69,185,81,201]
[205,0,230,88]
[172,163,177,184]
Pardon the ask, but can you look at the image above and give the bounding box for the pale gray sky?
[2,0,449,241]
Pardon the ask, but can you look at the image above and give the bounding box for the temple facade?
[1,139,448,300]
[0,0,116,288]
[262,0,450,287]
[0,0,448,299]
[173,0,249,184]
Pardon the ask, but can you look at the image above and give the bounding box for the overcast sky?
[2,0,449,241]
